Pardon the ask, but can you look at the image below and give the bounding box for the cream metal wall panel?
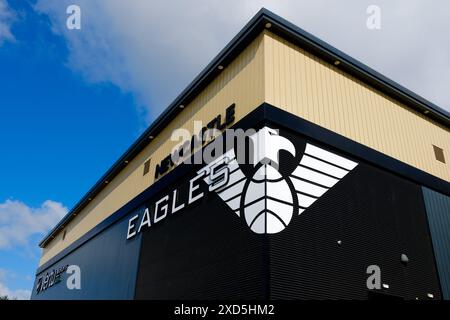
[39,34,265,266]
[263,32,450,182]
[40,29,450,266]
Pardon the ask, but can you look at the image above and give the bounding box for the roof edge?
[39,7,450,248]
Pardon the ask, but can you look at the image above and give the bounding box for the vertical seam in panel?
[421,187,445,299]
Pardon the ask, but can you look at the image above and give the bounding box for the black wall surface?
[134,178,268,299]
[135,126,442,300]
[422,187,450,300]
[31,213,142,300]
[33,107,445,300]
[268,129,440,299]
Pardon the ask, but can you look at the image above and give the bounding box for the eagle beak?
[250,127,296,168]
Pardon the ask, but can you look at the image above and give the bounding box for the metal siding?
[263,32,450,183]
[40,28,450,267]
[31,213,142,300]
[268,128,441,300]
[132,124,441,299]
[34,107,445,299]
[422,187,450,299]
[39,34,265,266]
[135,180,268,299]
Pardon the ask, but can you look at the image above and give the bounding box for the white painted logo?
[200,126,358,234]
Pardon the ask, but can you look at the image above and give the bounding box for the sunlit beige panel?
[39,34,266,266]
[264,32,449,182]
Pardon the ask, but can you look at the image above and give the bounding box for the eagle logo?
[198,126,358,234]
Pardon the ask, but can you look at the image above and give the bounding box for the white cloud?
[0,269,31,300]
[35,0,450,121]
[0,282,31,300]
[0,199,67,250]
[0,0,15,45]
[0,198,63,300]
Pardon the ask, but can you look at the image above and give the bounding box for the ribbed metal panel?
[263,31,450,183]
[135,180,268,299]
[41,27,450,268]
[40,34,266,266]
[422,187,450,299]
[269,129,441,300]
[31,213,142,300]
[134,127,441,300]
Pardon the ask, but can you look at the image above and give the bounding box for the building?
[31,9,450,300]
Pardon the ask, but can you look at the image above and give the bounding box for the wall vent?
[433,145,446,163]
[143,159,151,176]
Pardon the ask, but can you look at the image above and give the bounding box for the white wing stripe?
[227,166,246,184]
[218,179,247,201]
[226,160,240,174]
[300,155,349,179]
[211,166,245,187]
[292,166,339,188]
[225,196,241,211]
[290,177,328,197]
[200,139,359,222]
[292,144,358,214]
[198,149,246,217]
[305,144,358,170]
[297,193,318,208]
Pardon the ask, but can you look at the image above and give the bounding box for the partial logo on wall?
[35,264,68,294]
[126,126,358,239]
[35,264,81,295]
[199,126,358,234]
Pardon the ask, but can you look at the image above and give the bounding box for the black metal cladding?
[269,129,440,299]
[133,126,441,300]
[31,214,142,300]
[135,186,268,299]
[422,187,450,300]
[39,8,450,249]
[33,106,447,300]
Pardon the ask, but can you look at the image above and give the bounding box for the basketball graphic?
[198,126,358,235]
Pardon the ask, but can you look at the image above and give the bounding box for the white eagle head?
[249,126,296,170]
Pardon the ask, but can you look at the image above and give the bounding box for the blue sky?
[0,1,145,208]
[0,1,141,298]
[0,0,449,299]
